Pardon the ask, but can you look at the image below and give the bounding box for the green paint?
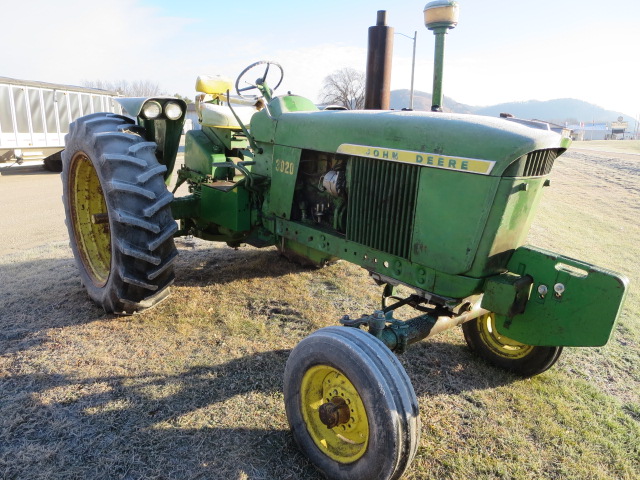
[489,246,629,346]
[199,183,250,232]
[268,145,301,220]
[164,89,625,349]
[183,129,226,176]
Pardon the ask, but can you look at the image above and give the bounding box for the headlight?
[164,101,183,120]
[142,101,162,119]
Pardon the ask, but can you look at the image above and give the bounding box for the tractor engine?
[291,150,347,233]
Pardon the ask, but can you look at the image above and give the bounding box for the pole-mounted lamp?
[424,0,459,111]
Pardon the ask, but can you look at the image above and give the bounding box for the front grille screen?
[346,157,419,259]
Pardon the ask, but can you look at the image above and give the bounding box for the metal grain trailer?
[0,77,121,171]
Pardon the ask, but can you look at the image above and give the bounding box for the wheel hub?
[300,365,369,463]
[318,396,350,429]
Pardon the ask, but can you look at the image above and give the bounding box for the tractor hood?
[251,103,570,177]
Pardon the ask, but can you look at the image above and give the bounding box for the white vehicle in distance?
[0,77,121,171]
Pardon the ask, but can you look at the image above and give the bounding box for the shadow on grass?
[401,340,516,397]
[173,241,308,287]
[1,244,519,479]
[0,349,323,480]
[0,340,517,479]
[0,244,306,354]
[0,164,57,176]
[0,253,105,354]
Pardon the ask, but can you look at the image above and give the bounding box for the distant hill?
[390,89,474,114]
[471,98,635,127]
[390,90,637,129]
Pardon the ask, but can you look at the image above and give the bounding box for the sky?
[2,0,639,118]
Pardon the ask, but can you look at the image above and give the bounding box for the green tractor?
[61,59,628,479]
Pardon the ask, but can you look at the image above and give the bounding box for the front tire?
[284,326,420,480]
[61,113,178,314]
[462,312,563,377]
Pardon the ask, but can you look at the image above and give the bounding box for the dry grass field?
[1,142,639,479]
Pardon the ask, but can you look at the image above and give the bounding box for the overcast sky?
[3,0,639,118]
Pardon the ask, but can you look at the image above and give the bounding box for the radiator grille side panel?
[346,157,419,259]
[523,149,558,176]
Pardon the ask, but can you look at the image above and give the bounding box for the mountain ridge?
[390,89,637,128]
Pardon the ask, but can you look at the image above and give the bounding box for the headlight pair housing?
[141,100,184,120]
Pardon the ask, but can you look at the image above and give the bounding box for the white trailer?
[0,77,122,171]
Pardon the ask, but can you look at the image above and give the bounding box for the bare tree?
[319,68,365,110]
[81,79,164,97]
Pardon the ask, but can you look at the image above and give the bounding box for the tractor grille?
[346,157,419,259]
[523,149,558,176]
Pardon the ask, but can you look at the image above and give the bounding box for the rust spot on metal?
[318,397,350,429]
[91,213,109,225]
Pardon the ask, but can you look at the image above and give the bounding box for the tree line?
[82,67,365,109]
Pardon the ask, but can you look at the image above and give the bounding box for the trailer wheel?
[61,113,178,314]
[43,152,63,172]
[462,312,562,377]
[284,326,420,480]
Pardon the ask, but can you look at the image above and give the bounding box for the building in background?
[567,116,636,140]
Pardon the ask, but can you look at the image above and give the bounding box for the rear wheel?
[61,113,178,314]
[462,312,562,376]
[284,326,420,480]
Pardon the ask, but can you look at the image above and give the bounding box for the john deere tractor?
[61,58,628,479]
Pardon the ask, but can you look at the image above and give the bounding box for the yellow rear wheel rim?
[478,313,534,359]
[69,152,112,287]
[300,365,369,463]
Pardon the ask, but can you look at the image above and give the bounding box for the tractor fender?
[114,97,187,180]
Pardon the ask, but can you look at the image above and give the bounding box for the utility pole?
[396,31,417,110]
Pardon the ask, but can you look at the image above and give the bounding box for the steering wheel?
[235,60,284,99]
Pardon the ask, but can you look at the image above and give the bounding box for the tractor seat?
[195,74,259,129]
[198,102,256,129]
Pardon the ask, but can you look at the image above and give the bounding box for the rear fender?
[481,245,629,346]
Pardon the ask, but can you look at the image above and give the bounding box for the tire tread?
[62,113,177,314]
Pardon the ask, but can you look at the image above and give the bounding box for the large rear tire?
[61,113,178,314]
[462,312,563,377]
[284,326,420,480]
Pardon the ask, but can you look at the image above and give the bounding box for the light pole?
[424,0,459,111]
[395,31,417,110]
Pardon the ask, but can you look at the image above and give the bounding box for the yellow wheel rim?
[300,365,369,463]
[478,313,534,359]
[69,152,112,287]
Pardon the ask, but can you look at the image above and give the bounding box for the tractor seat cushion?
[195,75,233,95]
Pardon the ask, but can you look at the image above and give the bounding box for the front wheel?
[284,326,420,480]
[462,312,563,377]
[61,113,178,314]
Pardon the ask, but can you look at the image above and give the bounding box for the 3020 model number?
[275,159,295,175]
